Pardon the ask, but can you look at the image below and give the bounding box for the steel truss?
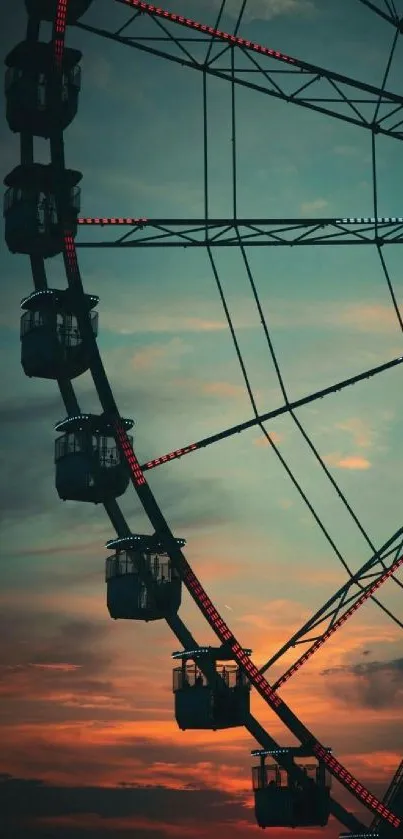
[261,530,403,688]
[357,0,403,27]
[8,0,403,835]
[76,216,403,248]
[73,0,403,141]
[371,761,403,831]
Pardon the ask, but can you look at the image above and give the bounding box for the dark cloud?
[0,384,238,531]
[0,392,65,524]
[0,825,166,839]
[321,657,403,709]
[0,614,109,669]
[0,774,249,827]
[0,394,63,426]
[0,604,253,784]
[148,472,237,532]
[0,612,114,706]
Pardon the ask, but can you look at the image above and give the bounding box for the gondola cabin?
[55,414,133,503]
[4,163,81,257]
[173,646,251,731]
[105,534,184,621]
[252,747,331,829]
[20,288,98,379]
[25,0,93,23]
[5,41,81,136]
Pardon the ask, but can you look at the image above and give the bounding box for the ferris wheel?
[4,0,403,835]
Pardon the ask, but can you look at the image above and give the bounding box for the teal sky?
[1,2,403,838]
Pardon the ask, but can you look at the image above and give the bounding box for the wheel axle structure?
[4,0,403,835]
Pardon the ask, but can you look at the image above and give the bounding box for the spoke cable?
[211,60,403,621]
[372,132,403,332]
[236,235,403,604]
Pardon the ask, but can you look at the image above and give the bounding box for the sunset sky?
[1,1,403,837]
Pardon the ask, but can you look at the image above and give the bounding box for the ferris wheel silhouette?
[4,0,403,835]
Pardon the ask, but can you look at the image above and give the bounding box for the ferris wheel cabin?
[20,288,98,379]
[173,646,251,731]
[4,163,81,257]
[105,534,184,621]
[5,40,82,137]
[252,747,331,829]
[55,414,133,503]
[25,0,93,23]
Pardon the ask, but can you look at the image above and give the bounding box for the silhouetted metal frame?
[72,0,403,140]
[61,3,403,830]
[75,216,403,247]
[10,1,402,834]
[371,761,403,831]
[357,0,403,28]
[198,25,403,686]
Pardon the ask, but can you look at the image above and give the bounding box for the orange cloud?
[0,588,106,620]
[202,381,246,399]
[300,198,329,215]
[243,298,403,336]
[0,716,252,793]
[184,318,227,332]
[323,452,371,470]
[105,296,403,338]
[172,377,248,400]
[30,663,81,672]
[351,751,403,782]
[130,344,166,371]
[103,310,228,335]
[253,431,283,446]
[338,302,402,334]
[335,417,374,449]
[195,557,244,582]
[130,337,189,372]
[338,455,371,470]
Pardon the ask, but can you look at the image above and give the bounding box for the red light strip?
[119,0,295,65]
[273,555,403,691]
[114,420,146,486]
[314,744,400,825]
[53,0,68,67]
[64,233,80,277]
[55,0,68,32]
[104,424,402,828]
[78,217,148,225]
[145,443,198,470]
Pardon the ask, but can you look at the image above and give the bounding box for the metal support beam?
[76,216,403,247]
[75,4,403,140]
